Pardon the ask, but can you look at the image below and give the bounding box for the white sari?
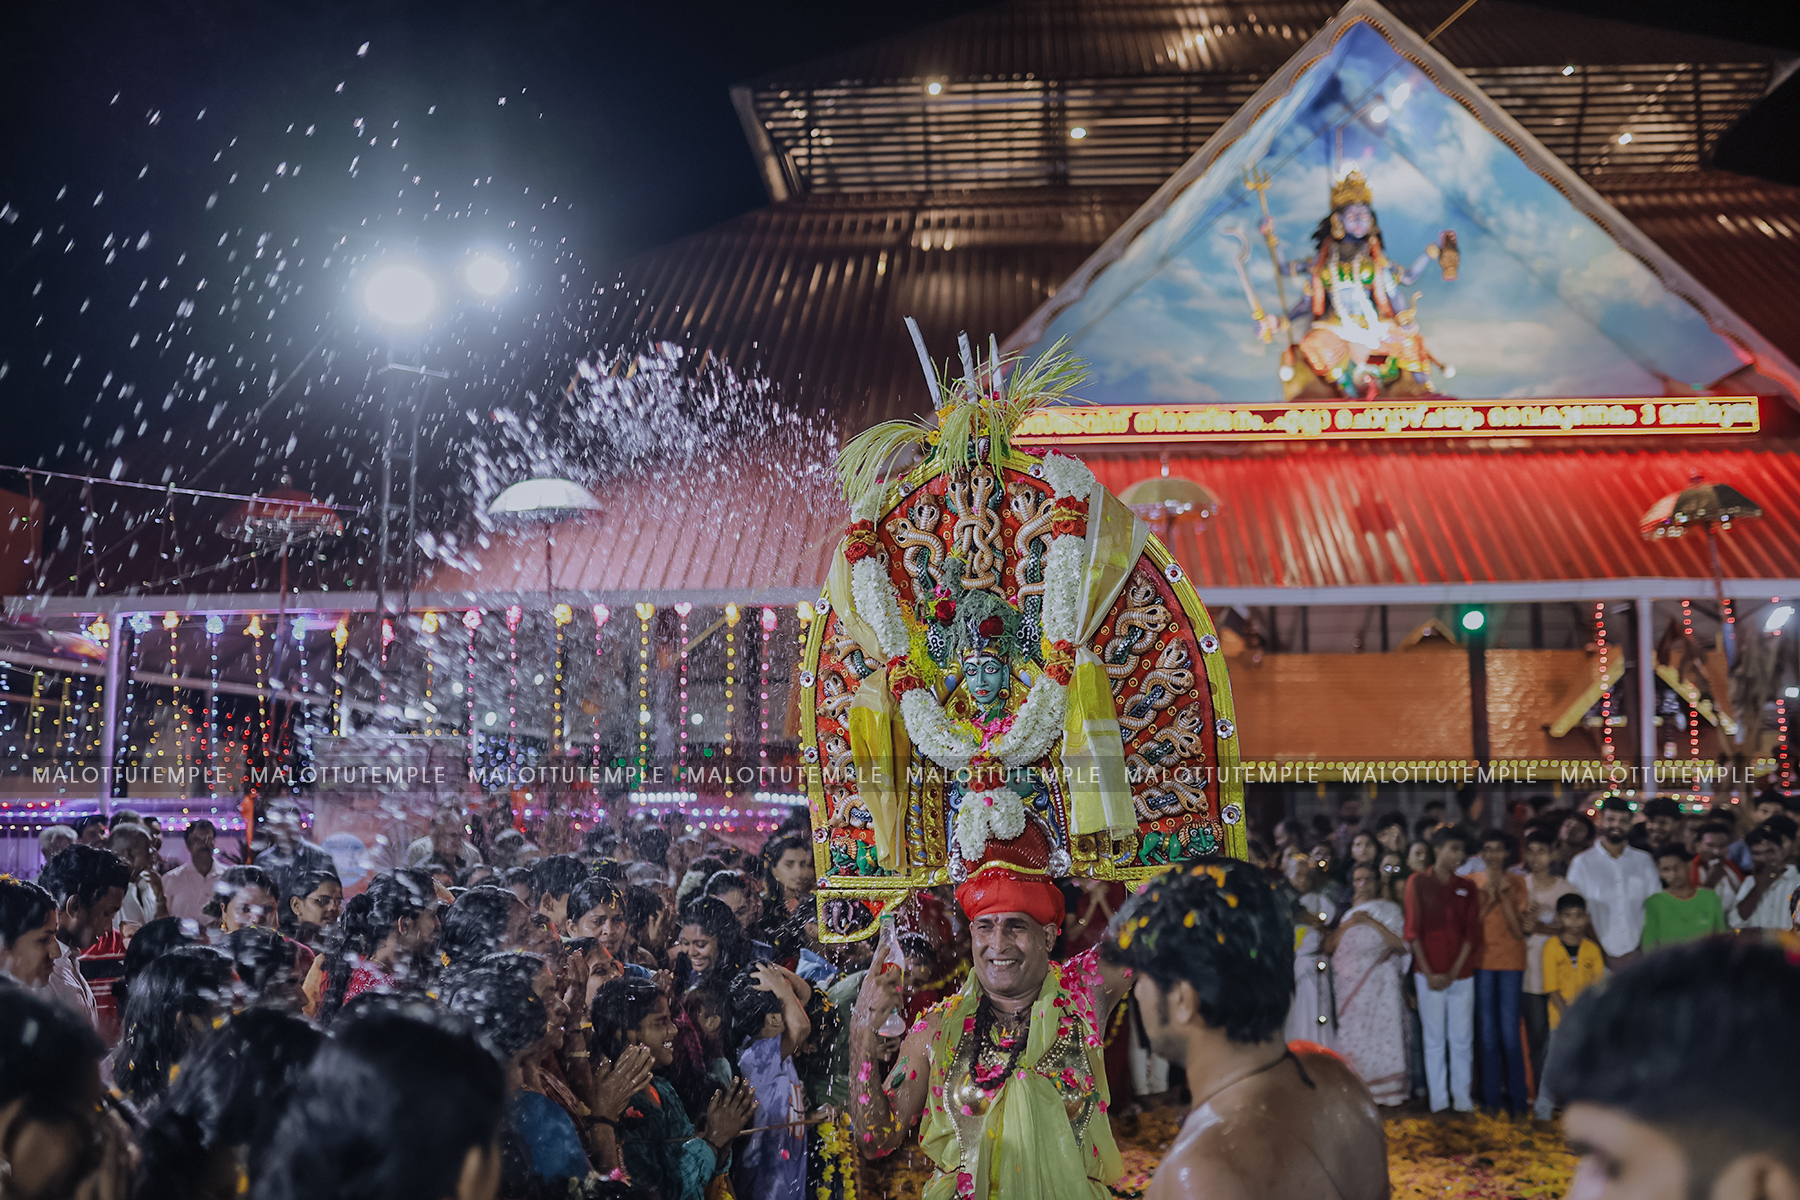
[1330,898,1409,1105]
[1286,891,1338,1048]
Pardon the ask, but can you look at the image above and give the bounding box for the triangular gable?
[1004,0,1800,405]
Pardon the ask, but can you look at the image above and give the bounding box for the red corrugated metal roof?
[421,438,1800,602]
[1084,442,1800,590]
[420,444,846,602]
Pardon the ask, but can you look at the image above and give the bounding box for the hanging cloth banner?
[1062,490,1147,836]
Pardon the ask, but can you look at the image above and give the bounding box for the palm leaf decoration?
[835,324,1091,508]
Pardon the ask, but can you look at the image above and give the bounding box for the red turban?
[956,870,1064,928]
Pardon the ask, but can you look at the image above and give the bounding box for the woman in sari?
[1327,863,1411,1105]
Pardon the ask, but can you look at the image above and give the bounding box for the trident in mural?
[1246,163,1460,400]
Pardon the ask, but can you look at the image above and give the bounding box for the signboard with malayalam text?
[1012,396,1763,447]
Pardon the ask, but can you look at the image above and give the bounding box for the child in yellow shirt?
[1534,892,1604,1119]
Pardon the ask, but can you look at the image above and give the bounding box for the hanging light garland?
[724,604,740,800]
[208,616,225,794]
[635,602,655,774]
[123,613,151,775]
[505,605,523,774]
[760,607,777,765]
[417,612,438,736]
[1680,600,1701,805]
[592,605,610,785]
[293,617,315,765]
[1594,603,1615,780]
[331,619,348,738]
[162,613,188,771]
[247,614,269,765]
[675,602,692,780]
[553,603,573,752]
[462,610,483,774]
[1773,597,1792,791]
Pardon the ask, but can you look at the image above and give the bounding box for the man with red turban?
[848,821,1129,1200]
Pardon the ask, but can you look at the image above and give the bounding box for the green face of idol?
[966,653,1009,712]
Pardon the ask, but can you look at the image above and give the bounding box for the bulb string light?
[553,603,572,752]
[168,616,188,770]
[1775,596,1792,791]
[505,605,523,775]
[420,612,439,737]
[636,602,654,776]
[331,619,349,738]
[593,606,609,785]
[675,602,692,778]
[1595,602,1614,773]
[463,610,483,776]
[1680,599,1701,804]
[211,621,224,797]
[760,607,776,764]
[250,615,269,765]
[724,604,740,800]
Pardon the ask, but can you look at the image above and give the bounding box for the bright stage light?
[1461,609,1486,632]
[464,252,511,297]
[1765,605,1794,633]
[1068,126,1088,140]
[363,262,438,326]
[1369,104,1390,123]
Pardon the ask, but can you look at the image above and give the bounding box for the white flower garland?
[850,556,911,660]
[898,676,1067,771]
[954,788,1027,859]
[845,450,1095,771]
[1039,452,1096,501]
[1039,533,1087,645]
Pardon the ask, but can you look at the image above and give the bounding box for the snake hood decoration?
[801,319,1247,940]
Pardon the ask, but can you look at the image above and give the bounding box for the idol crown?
[1330,168,1373,210]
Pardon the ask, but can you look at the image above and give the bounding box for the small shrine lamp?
[486,477,604,595]
[1639,475,1762,665]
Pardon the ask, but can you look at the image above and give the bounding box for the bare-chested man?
[1116,857,1390,1200]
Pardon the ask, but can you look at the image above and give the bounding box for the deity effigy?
[800,324,1244,1199]
[1239,165,1459,401]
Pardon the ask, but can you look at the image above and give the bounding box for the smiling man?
[1553,938,1800,1200]
[849,822,1127,1200]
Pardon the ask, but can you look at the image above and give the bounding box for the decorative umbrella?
[1119,476,1220,541]
[486,477,604,593]
[1639,475,1762,664]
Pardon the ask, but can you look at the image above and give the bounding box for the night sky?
[0,0,1796,594]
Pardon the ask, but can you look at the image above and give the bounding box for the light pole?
[361,251,512,628]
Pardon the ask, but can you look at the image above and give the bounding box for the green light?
[1461,609,1486,632]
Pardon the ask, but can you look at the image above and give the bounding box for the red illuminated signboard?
[1012,397,1762,446]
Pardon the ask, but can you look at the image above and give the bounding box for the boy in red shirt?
[1404,827,1482,1113]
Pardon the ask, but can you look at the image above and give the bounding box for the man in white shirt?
[162,819,224,926]
[108,822,166,934]
[1565,797,1660,971]
[39,844,131,1027]
[404,803,484,874]
[1723,821,1800,932]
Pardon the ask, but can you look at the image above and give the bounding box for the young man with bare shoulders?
[1115,857,1389,1200]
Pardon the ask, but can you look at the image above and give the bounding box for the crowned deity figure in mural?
[1250,166,1459,400]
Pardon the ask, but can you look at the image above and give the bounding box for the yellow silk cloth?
[829,548,909,871]
[919,962,1122,1200]
[1061,488,1146,837]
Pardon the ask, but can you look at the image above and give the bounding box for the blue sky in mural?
[1029,21,1747,405]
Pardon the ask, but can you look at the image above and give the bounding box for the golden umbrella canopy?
[1118,476,1220,539]
[1639,475,1763,665]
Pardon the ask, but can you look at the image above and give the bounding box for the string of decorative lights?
[294,618,315,764]
[553,603,572,751]
[1773,596,1792,791]
[675,602,692,777]
[123,613,151,774]
[592,605,609,783]
[164,612,186,771]
[247,614,268,764]
[1680,600,1701,805]
[759,607,776,763]
[505,605,523,774]
[723,604,740,801]
[331,619,348,737]
[420,612,440,737]
[1595,602,1614,772]
[462,610,482,771]
[209,616,226,794]
[635,603,655,773]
